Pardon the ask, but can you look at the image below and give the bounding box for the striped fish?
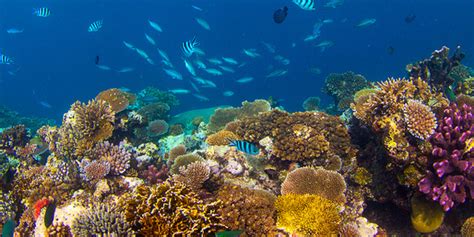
[0,54,14,65]
[88,20,103,32]
[229,140,260,155]
[33,8,51,17]
[182,37,199,57]
[293,0,316,10]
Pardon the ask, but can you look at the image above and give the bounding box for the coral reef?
[323,71,372,111]
[418,103,474,211]
[94,141,131,175]
[275,193,341,236]
[71,203,133,236]
[217,184,277,236]
[96,88,136,113]
[0,105,55,132]
[0,125,29,154]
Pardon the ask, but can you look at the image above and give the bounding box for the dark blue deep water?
[0,0,473,121]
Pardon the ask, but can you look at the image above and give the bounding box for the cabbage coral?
[275,193,341,236]
[281,167,346,203]
[118,182,226,236]
[403,99,437,140]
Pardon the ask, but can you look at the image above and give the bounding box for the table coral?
[418,103,474,211]
[281,166,346,203]
[217,184,277,236]
[118,182,226,236]
[275,193,341,236]
[96,88,136,113]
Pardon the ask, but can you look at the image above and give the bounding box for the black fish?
[387,46,395,55]
[95,55,100,65]
[273,6,288,24]
[405,14,416,23]
[44,202,56,228]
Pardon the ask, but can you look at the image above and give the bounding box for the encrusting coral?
[71,203,133,236]
[462,217,474,237]
[118,181,226,236]
[275,193,341,236]
[280,166,346,203]
[217,183,277,236]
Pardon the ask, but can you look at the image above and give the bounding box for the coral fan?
[323,71,372,111]
[418,103,474,211]
[403,99,437,140]
[217,184,277,236]
[206,130,241,146]
[275,193,341,236]
[173,161,210,191]
[96,88,136,113]
[94,141,131,175]
[281,167,346,203]
[71,203,133,236]
[118,182,225,235]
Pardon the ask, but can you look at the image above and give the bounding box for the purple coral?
[418,103,474,211]
[94,141,131,175]
[140,164,168,184]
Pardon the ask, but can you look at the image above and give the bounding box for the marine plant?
[275,193,341,236]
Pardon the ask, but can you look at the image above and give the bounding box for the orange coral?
[403,99,437,140]
[206,130,241,146]
[96,88,136,113]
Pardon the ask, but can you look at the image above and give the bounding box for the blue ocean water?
[0,0,472,121]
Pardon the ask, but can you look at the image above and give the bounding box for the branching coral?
[235,110,356,162]
[206,130,241,146]
[140,164,168,184]
[217,184,277,236]
[173,161,210,191]
[93,141,131,175]
[280,167,346,203]
[418,103,474,211]
[323,71,372,111]
[403,99,437,140]
[118,182,226,236]
[275,193,341,236]
[80,159,110,181]
[96,88,136,113]
[71,203,133,236]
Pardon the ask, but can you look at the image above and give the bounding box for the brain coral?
[235,110,356,162]
[118,182,226,236]
[275,193,341,236]
[217,184,277,236]
[71,203,133,236]
[403,99,437,140]
[281,167,346,203]
[96,88,136,113]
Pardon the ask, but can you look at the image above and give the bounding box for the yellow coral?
[462,217,474,237]
[275,194,341,236]
[410,195,444,233]
[205,130,241,146]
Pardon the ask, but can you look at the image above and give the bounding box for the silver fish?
[218,65,235,73]
[157,49,170,62]
[6,28,24,34]
[135,48,150,59]
[236,77,254,83]
[222,57,238,65]
[117,67,134,73]
[184,59,196,76]
[190,81,200,93]
[96,65,111,70]
[194,59,207,69]
[315,40,334,52]
[208,58,223,65]
[123,41,136,50]
[266,69,288,78]
[195,17,211,30]
[148,19,163,32]
[260,41,276,53]
[356,18,377,27]
[161,60,174,68]
[169,89,190,94]
[205,68,223,76]
[164,69,183,80]
[242,48,261,58]
[145,33,156,45]
[223,91,234,97]
[324,0,344,8]
[193,94,210,101]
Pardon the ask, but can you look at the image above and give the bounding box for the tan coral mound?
[281,167,346,203]
[173,161,210,191]
[96,88,136,113]
[206,130,241,146]
[403,99,437,140]
[217,184,277,236]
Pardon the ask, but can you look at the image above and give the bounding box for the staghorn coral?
[46,222,73,237]
[71,203,133,236]
[146,119,169,138]
[302,96,321,111]
[217,184,277,236]
[462,217,474,237]
[206,130,241,146]
[403,99,437,140]
[235,110,356,162]
[173,161,210,191]
[170,153,205,175]
[118,182,226,236]
[96,88,136,113]
[280,167,346,203]
[323,71,372,111]
[418,103,474,211]
[94,141,131,175]
[275,193,341,236]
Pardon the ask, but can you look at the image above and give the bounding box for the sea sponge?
[403,99,437,140]
[462,217,474,237]
[410,195,444,233]
[206,130,241,146]
[94,141,131,175]
[118,182,225,236]
[275,193,341,236]
[146,119,169,137]
[170,153,205,174]
[302,96,321,111]
[96,88,136,113]
[280,167,346,203]
[217,184,277,236]
[173,161,210,191]
[71,203,133,236]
